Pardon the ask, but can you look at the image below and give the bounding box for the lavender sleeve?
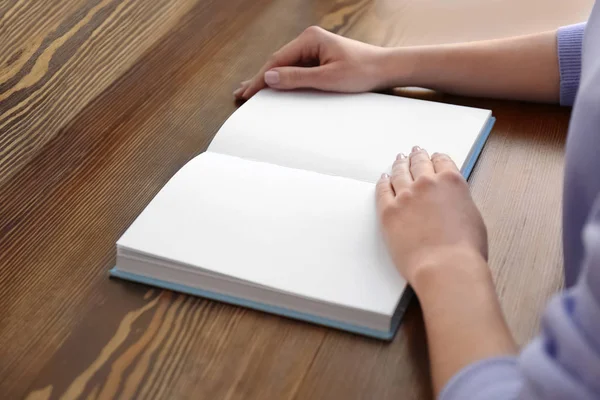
[439,196,600,400]
[557,23,586,106]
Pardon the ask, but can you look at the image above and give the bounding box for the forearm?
[380,30,560,103]
[411,249,517,396]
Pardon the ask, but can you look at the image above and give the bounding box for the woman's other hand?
[234,26,392,100]
[376,147,488,290]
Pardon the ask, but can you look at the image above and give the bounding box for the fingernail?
[241,80,251,86]
[233,87,244,97]
[264,70,280,85]
[411,146,421,153]
[381,173,389,179]
[396,153,406,160]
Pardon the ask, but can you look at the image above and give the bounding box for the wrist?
[411,247,516,395]
[409,246,491,298]
[376,46,433,89]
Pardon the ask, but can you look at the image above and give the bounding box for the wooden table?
[0,0,593,398]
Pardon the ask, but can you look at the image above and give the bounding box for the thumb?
[264,66,328,90]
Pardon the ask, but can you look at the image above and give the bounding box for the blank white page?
[118,152,405,316]
[209,89,491,183]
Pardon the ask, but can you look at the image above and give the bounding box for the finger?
[242,33,317,99]
[409,146,434,180]
[376,173,395,211]
[265,65,332,90]
[233,80,252,99]
[431,152,460,174]
[233,86,245,99]
[390,153,411,193]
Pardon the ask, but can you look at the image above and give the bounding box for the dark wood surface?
[0,0,593,399]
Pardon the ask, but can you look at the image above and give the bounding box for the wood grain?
[0,0,594,398]
[0,0,199,186]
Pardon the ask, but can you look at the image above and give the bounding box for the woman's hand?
[234,26,392,100]
[377,148,516,395]
[236,28,561,104]
[376,147,488,290]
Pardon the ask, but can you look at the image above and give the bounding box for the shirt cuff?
[557,23,585,106]
[439,357,522,400]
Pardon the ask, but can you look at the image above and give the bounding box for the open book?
[110,89,494,340]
